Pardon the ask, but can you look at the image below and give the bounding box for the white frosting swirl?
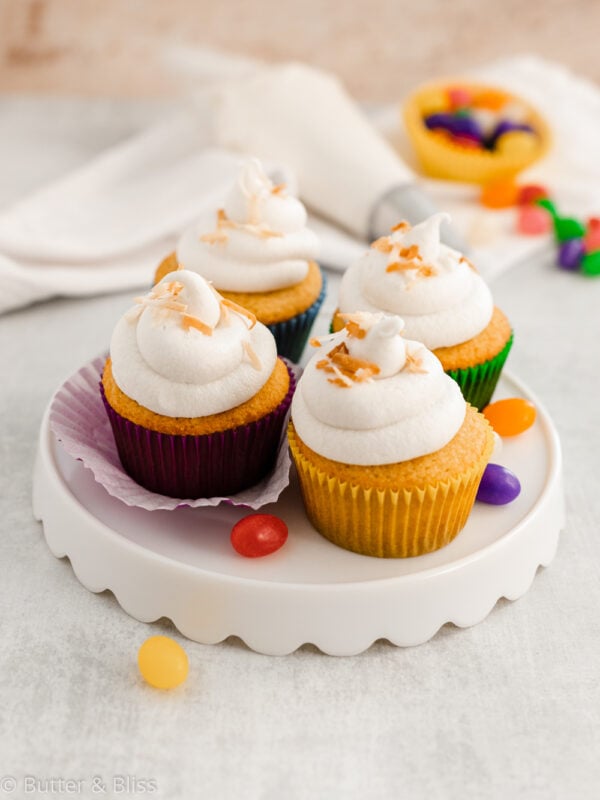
[338,213,493,349]
[291,313,466,465]
[110,270,277,418]
[177,159,319,292]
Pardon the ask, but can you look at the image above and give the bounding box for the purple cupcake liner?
[268,272,327,363]
[101,361,296,500]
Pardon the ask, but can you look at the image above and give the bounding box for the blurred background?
[1,0,598,101]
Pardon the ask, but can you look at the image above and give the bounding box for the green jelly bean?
[581,251,600,276]
[536,197,557,216]
[554,216,586,242]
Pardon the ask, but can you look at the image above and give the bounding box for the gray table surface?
[1,98,598,800]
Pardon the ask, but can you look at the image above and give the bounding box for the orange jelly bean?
[472,89,509,111]
[480,178,519,209]
[483,398,537,436]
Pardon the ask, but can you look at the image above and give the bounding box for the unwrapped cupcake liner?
[446,333,513,411]
[288,423,490,558]
[50,355,299,511]
[268,275,327,363]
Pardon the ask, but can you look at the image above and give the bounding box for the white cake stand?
[33,371,564,656]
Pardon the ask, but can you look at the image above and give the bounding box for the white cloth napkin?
[1,54,599,315]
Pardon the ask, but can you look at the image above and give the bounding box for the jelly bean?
[584,226,600,252]
[558,238,585,271]
[452,133,482,149]
[424,112,455,131]
[477,464,521,505]
[447,87,472,109]
[517,205,552,235]
[231,514,288,558]
[480,178,519,209]
[138,636,189,689]
[483,397,536,436]
[518,184,549,206]
[489,120,534,146]
[470,107,499,139]
[554,216,586,242]
[495,130,538,157]
[425,113,482,141]
[536,197,558,217]
[472,89,509,111]
[581,251,600,277]
[588,216,600,230]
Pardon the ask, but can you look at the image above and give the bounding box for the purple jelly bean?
[488,120,535,148]
[476,464,521,505]
[424,113,455,131]
[425,113,482,141]
[558,238,585,271]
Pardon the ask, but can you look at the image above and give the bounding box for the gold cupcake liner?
[288,424,491,558]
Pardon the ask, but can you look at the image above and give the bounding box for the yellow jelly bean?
[138,636,189,689]
[496,130,538,157]
[483,398,537,437]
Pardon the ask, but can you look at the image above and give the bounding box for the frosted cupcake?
[289,313,494,557]
[333,213,512,410]
[101,270,294,498]
[155,159,325,363]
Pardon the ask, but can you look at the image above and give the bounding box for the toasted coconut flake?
[330,352,380,376]
[309,337,322,347]
[200,230,229,245]
[271,183,286,195]
[221,298,257,328]
[460,255,478,272]
[391,220,410,233]
[345,320,367,339]
[404,349,428,374]
[329,377,351,388]
[159,300,188,313]
[399,245,422,261]
[386,261,416,273]
[327,364,353,388]
[353,367,377,383]
[371,236,394,254]
[181,314,213,335]
[242,340,262,370]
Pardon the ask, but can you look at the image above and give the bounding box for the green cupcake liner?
[446,332,514,411]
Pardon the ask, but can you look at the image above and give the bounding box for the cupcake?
[289,313,494,558]
[333,213,512,410]
[101,269,294,499]
[155,159,325,363]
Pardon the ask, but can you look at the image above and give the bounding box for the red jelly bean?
[584,226,600,253]
[518,184,549,206]
[230,514,288,558]
[517,205,552,235]
[452,133,482,149]
[587,216,600,230]
[483,398,536,436]
[447,86,472,110]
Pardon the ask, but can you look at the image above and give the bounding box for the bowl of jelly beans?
[403,81,551,184]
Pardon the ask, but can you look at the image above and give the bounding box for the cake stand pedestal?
[33,371,564,656]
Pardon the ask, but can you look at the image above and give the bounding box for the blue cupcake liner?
[268,273,327,363]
